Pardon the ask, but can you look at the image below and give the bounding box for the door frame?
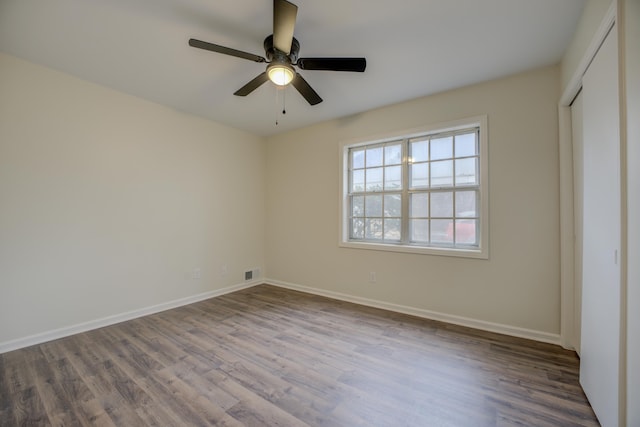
[558,2,616,351]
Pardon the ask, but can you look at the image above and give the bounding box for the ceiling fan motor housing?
[264,34,300,64]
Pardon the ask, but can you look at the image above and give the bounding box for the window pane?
[410,140,429,162]
[352,148,365,169]
[366,146,383,167]
[410,219,429,242]
[455,133,477,158]
[344,124,483,254]
[431,192,453,217]
[385,144,402,165]
[455,157,477,186]
[384,194,401,217]
[454,219,477,245]
[410,163,429,188]
[384,219,401,241]
[384,165,402,190]
[410,193,429,218]
[431,160,453,187]
[431,219,453,244]
[431,136,453,160]
[365,194,383,217]
[351,169,364,192]
[455,191,477,217]
[351,218,364,239]
[351,195,364,217]
[365,167,383,192]
[365,219,382,239]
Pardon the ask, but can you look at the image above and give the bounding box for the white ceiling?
[0,0,585,136]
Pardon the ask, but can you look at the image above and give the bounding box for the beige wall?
[0,53,266,345]
[266,65,561,335]
[0,54,566,347]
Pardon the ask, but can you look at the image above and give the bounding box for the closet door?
[580,25,621,427]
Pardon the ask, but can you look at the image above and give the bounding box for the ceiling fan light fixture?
[267,63,295,86]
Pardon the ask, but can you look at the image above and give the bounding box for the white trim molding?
[2,277,562,354]
[0,280,260,354]
[265,279,561,346]
[561,3,617,106]
[338,115,490,260]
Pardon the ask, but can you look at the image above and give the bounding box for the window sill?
[339,240,489,259]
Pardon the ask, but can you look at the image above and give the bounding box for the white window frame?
[339,115,489,259]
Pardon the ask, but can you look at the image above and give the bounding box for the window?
[340,116,488,258]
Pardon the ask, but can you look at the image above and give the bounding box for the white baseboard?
[265,279,562,346]
[0,280,260,354]
[1,278,561,354]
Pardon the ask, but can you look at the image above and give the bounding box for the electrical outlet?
[192,268,201,280]
[369,272,377,283]
[221,264,228,278]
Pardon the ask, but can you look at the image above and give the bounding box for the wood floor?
[0,284,599,426]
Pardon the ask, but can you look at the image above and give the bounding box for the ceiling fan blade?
[292,74,322,105]
[273,0,297,55]
[189,38,266,63]
[234,72,270,96]
[297,58,366,72]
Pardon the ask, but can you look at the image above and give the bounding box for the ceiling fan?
[188,0,366,105]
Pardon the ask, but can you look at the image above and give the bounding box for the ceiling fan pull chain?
[283,86,286,115]
[275,86,287,126]
[275,86,280,125]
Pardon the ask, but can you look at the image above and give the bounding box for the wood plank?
[0,284,599,426]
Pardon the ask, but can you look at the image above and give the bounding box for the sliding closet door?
[580,25,621,427]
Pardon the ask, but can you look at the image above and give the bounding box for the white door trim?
[558,2,616,350]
